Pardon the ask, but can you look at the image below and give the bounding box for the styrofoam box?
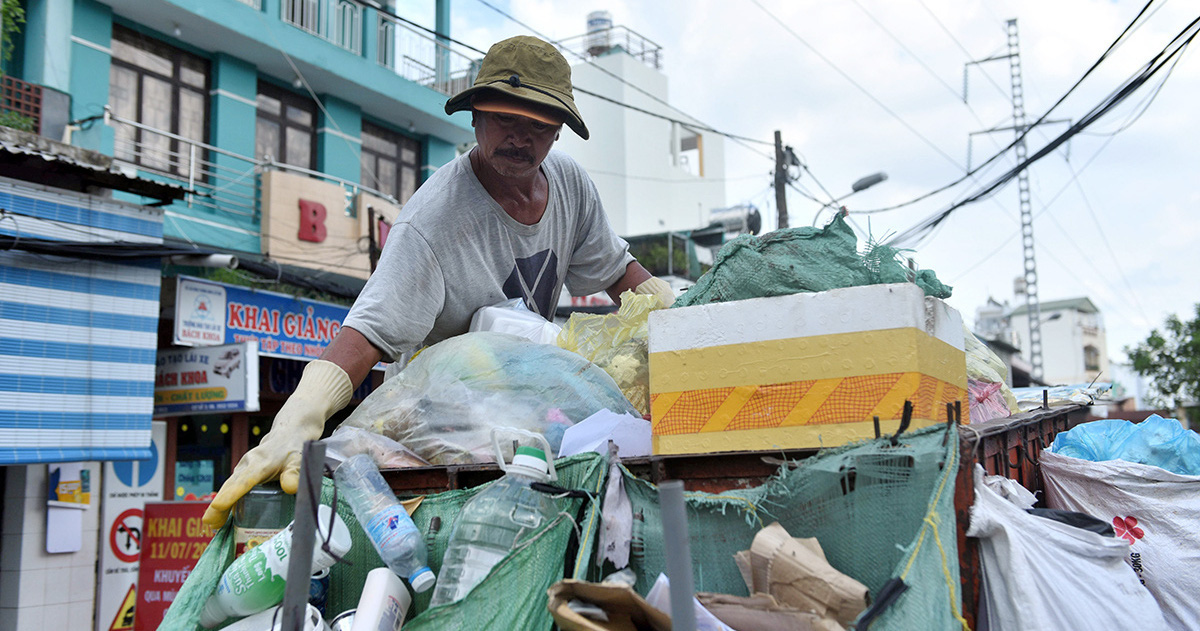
[648,283,967,454]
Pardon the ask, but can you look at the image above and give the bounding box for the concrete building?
[974,294,1109,387]
[1,1,477,628]
[554,15,727,238]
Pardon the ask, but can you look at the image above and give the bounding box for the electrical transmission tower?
[966,19,1053,380]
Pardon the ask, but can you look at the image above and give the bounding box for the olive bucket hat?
[445,35,589,140]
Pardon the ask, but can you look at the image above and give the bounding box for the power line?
[469,0,773,152]
[750,0,966,171]
[859,0,1161,215]
[889,12,1199,248]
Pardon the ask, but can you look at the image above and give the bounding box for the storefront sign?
[97,422,166,631]
[154,341,260,416]
[134,501,210,631]
[173,276,350,362]
[174,460,215,500]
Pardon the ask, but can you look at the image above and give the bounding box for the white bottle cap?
[410,566,436,593]
[508,445,550,480]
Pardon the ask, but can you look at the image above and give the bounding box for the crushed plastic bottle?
[429,444,558,607]
[334,453,436,593]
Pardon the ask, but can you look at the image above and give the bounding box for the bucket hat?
[445,36,589,140]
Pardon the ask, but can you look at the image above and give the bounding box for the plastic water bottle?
[334,454,436,593]
[429,444,558,607]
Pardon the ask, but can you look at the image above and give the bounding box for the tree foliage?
[1125,303,1200,408]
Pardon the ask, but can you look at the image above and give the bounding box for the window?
[1084,345,1101,372]
[255,81,317,169]
[109,25,209,177]
[360,121,421,205]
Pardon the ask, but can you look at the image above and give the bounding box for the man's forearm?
[606,261,654,304]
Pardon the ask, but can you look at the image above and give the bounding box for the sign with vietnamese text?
[97,422,166,631]
[154,342,260,416]
[134,502,210,631]
[173,276,351,362]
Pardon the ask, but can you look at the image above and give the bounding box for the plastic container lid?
[509,445,550,479]
[410,566,436,593]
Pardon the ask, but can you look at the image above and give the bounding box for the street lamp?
[812,172,889,227]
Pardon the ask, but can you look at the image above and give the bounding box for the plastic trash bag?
[469,297,562,345]
[319,425,430,470]
[557,291,660,416]
[968,380,1012,424]
[338,331,639,465]
[966,465,1168,631]
[1041,449,1200,630]
[1048,414,1200,476]
[963,325,1017,415]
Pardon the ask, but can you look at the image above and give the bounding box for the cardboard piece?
[696,593,846,631]
[732,522,869,627]
[547,579,673,631]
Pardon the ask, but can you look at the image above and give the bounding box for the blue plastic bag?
[1049,414,1200,475]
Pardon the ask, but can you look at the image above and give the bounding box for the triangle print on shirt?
[503,249,559,318]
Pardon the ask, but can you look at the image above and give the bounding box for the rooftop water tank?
[587,10,612,56]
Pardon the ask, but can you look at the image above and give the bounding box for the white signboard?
[153,342,260,417]
[174,278,226,345]
[96,421,166,631]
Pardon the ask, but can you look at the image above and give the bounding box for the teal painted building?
[15,0,473,256]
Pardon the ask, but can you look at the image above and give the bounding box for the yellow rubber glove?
[202,359,352,529]
[634,276,675,308]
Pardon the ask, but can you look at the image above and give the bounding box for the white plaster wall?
[557,51,726,237]
[1011,309,1110,386]
[0,464,101,631]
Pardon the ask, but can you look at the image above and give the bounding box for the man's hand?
[202,360,352,529]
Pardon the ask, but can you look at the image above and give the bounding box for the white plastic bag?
[1041,449,1200,630]
[469,298,561,345]
[966,465,1167,631]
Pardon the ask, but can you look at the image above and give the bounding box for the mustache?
[493,147,534,163]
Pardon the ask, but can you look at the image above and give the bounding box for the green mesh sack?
[621,424,966,630]
[160,451,608,630]
[675,214,951,308]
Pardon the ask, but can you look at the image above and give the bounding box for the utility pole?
[774,130,789,229]
[965,19,1050,380]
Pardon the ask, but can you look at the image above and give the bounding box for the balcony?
[277,0,480,97]
[105,107,398,220]
[556,25,663,71]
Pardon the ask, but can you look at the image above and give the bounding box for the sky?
[444,0,1199,364]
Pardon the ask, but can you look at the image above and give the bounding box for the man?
[202,35,673,528]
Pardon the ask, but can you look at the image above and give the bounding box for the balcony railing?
[376,12,479,96]
[556,25,663,71]
[282,0,362,55]
[104,108,399,221]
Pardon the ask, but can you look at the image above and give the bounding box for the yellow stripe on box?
[651,417,945,454]
[651,372,967,436]
[649,328,966,393]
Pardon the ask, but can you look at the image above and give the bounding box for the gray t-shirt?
[343,149,634,362]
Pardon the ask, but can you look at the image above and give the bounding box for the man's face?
[473,110,561,179]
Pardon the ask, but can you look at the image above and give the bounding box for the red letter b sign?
[298,199,327,243]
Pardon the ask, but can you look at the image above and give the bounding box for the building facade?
[2,1,479,628]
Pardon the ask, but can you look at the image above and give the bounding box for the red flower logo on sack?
[1113,516,1144,544]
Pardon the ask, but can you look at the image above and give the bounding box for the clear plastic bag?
[557,291,660,416]
[337,331,640,465]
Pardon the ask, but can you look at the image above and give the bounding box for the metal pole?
[659,480,696,631]
[280,440,325,630]
[774,131,788,230]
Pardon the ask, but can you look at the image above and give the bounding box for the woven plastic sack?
[1041,449,1200,630]
[968,464,1168,630]
[160,452,609,631]
[557,292,660,416]
[615,424,965,630]
[338,332,639,464]
[675,214,951,308]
